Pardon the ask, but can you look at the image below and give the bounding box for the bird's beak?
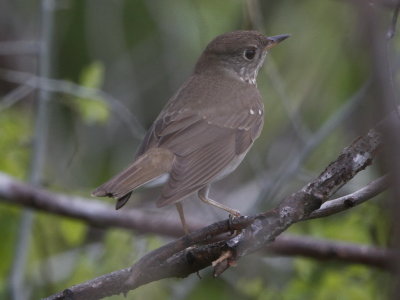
[265,34,290,50]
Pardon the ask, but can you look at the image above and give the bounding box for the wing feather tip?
[115,193,131,210]
[91,188,107,197]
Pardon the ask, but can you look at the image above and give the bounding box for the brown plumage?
[92,30,289,228]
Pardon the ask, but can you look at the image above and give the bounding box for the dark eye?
[244,48,256,60]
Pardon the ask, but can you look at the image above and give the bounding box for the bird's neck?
[237,66,258,85]
[194,54,267,86]
[217,63,260,86]
[194,63,257,86]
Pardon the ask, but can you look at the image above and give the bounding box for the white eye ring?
[243,48,256,60]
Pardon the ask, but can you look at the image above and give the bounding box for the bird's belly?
[213,151,248,181]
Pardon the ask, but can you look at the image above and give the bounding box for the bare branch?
[0,82,35,112]
[307,175,390,219]
[267,235,393,270]
[0,172,199,237]
[43,234,394,300]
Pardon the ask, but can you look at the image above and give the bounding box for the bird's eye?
[244,48,256,60]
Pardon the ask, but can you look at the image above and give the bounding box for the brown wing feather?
[135,112,202,157]
[155,110,263,207]
[156,131,236,207]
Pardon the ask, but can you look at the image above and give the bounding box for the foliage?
[69,61,109,125]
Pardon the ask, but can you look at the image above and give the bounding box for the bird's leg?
[175,202,189,235]
[198,186,241,235]
[198,186,241,217]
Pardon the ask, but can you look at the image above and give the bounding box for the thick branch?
[0,172,199,237]
[44,236,393,300]
[267,235,393,270]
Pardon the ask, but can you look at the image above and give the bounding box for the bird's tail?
[91,148,175,209]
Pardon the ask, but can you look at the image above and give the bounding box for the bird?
[92,30,290,233]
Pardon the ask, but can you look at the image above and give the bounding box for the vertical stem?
[9,1,55,299]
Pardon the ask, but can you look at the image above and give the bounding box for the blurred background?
[0,0,398,299]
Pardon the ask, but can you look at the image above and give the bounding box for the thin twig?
[0,82,35,112]
[308,175,390,219]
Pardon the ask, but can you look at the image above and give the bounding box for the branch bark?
[0,172,198,236]
[44,236,393,300]
[267,235,393,269]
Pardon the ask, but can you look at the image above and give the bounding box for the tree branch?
[266,235,393,270]
[0,172,199,237]
[44,237,393,300]
[307,175,390,219]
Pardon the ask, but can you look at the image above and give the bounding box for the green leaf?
[72,61,109,124]
[59,218,86,247]
[0,109,30,178]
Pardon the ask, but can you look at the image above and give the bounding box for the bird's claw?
[228,212,242,235]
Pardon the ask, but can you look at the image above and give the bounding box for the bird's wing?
[135,111,203,157]
[138,105,263,155]
[154,109,263,207]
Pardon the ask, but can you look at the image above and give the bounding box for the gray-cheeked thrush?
[92,30,290,232]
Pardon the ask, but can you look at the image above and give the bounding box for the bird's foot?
[228,212,242,235]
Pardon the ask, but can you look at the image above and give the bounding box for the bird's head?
[195,30,290,84]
